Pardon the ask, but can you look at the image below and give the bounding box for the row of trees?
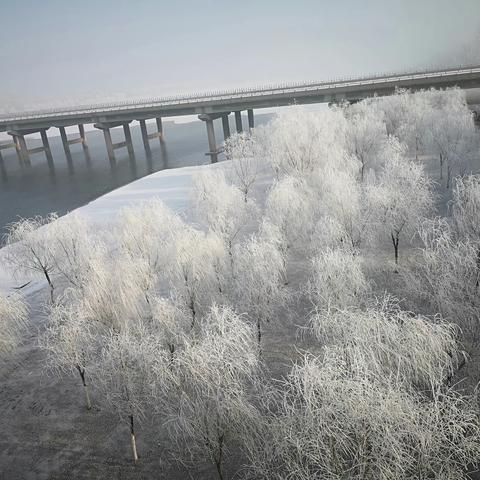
[1,86,480,478]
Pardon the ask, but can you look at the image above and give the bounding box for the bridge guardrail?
[1,65,480,123]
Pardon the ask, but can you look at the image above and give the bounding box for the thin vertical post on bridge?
[123,123,135,157]
[222,114,231,141]
[235,111,243,133]
[247,109,254,130]
[139,119,151,154]
[156,117,164,144]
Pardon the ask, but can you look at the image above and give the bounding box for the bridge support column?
[235,111,243,133]
[15,134,30,165]
[247,109,254,130]
[59,126,71,158]
[94,121,135,166]
[102,128,115,165]
[206,119,218,163]
[199,113,226,163]
[139,119,151,154]
[0,138,22,167]
[156,117,164,144]
[221,114,231,141]
[40,130,55,174]
[78,124,87,149]
[123,123,134,156]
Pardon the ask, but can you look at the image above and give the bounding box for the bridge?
[1,65,480,164]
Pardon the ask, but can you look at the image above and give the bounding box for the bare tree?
[192,169,255,258]
[427,88,477,187]
[167,227,228,328]
[370,138,433,265]
[94,326,160,463]
[3,214,59,302]
[345,101,387,180]
[117,198,185,297]
[232,235,287,345]
[264,176,315,260]
[224,132,262,202]
[40,301,99,410]
[164,305,260,480]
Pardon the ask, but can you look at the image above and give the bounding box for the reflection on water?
[0,115,272,237]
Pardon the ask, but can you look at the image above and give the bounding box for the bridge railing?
[1,64,480,123]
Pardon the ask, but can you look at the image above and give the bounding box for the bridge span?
[1,65,480,164]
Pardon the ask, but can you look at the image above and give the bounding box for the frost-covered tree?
[167,227,228,327]
[370,138,433,264]
[311,297,459,390]
[117,198,185,296]
[94,326,161,463]
[265,107,348,178]
[3,213,100,302]
[345,101,387,180]
[264,176,315,258]
[406,219,480,349]
[232,236,287,345]
[3,214,59,302]
[164,306,259,480]
[310,166,372,250]
[224,132,262,202]
[41,301,98,409]
[245,351,480,480]
[307,249,369,311]
[427,88,477,187]
[149,297,190,363]
[0,291,27,357]
[452,174,480,244]
[192,169,254,256]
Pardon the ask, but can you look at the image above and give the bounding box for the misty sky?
[1,0,479,109]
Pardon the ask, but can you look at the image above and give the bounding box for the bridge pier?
[234,111,243,133]
[40,130,55,174]
[221,114,231,141]
[58,124,88,159]
[7,129,55,168]
[199,113,226,163]
[94,121,135,166]
[247,109,254,130]
[0,139,22,167]
[138,117,164,154]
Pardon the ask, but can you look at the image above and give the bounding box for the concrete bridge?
[1,65,480,164]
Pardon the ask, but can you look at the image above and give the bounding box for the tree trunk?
[439,153,443,180]
[43,268,54,303]
[76,365,92,410]
[391,233,399,266]
[129,414,139,463]
[214,434,225,480]
[256,318,262,346]
[446,164,452,189]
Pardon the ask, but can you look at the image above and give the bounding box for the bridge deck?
[1,65,480,132]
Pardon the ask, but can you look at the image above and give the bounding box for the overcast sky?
[1,0,479,109]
